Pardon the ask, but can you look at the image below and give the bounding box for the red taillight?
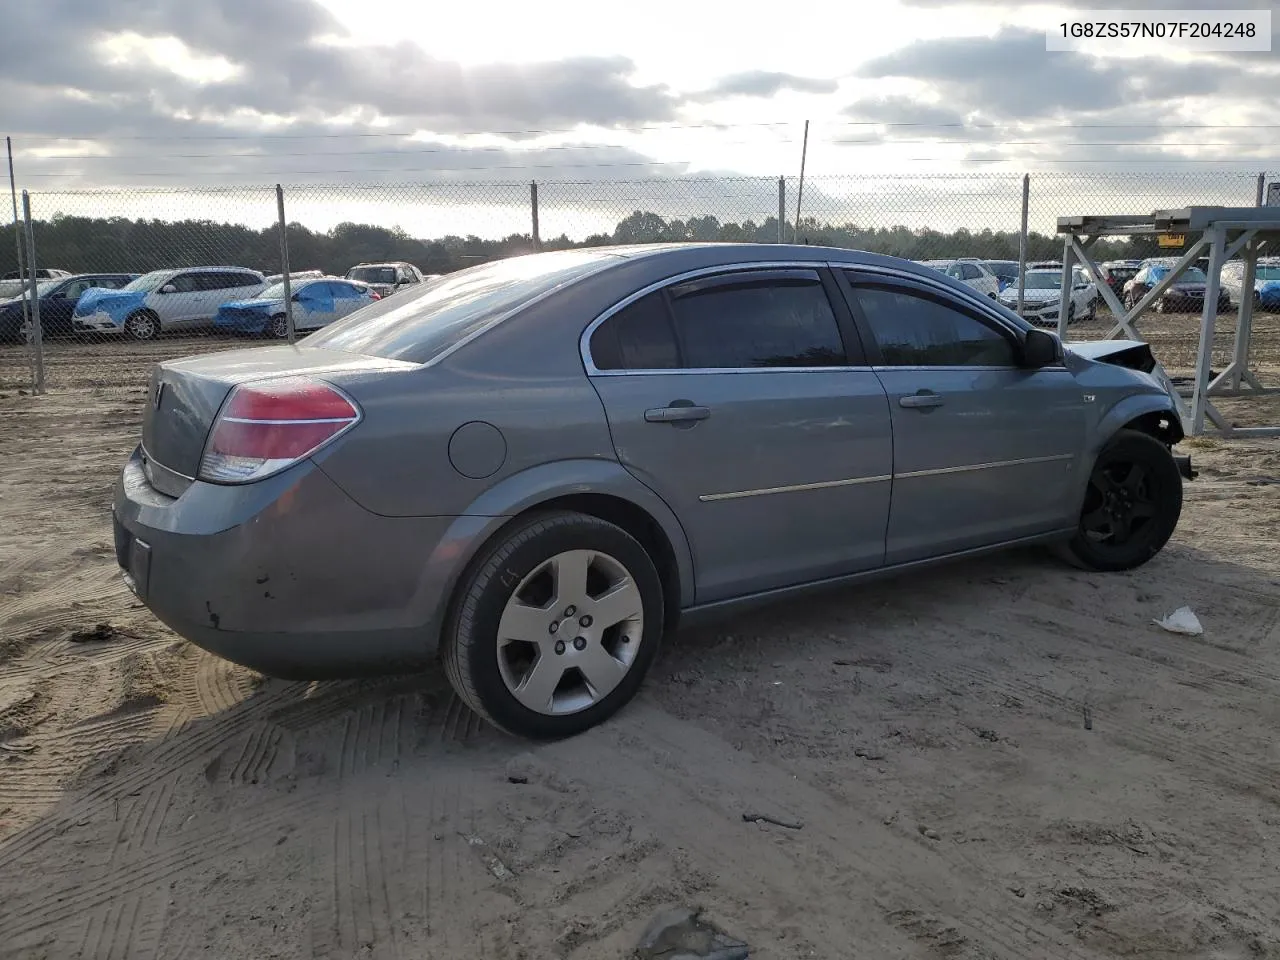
[199,377,360,484]
[369,291,382,300]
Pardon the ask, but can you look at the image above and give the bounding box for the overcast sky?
[5,0,1279,235]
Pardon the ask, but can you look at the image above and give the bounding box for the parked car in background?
[917,258,1001,298]
[1098,260,1143,298]
[264,269,325,286]
[215,276,379,338]
[114,244,1190,740]
[981,260,1020,292]
[997,266,1098,326]
[1219,258,1280,311]
[1123,260,1230,313]
[0,279,27,301]
[73,267,266,340]
[345,262,425,298]
[2,268,71,281]
[0,272,137,340]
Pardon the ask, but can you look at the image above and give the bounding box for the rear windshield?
[346,266,398,284]
[308,250,621,362]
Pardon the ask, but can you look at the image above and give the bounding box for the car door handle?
[644,405,711,423]
[899,392,944,409]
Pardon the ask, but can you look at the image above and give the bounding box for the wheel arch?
[422,460,695,655]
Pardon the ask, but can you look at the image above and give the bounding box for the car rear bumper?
[112,447,468,678]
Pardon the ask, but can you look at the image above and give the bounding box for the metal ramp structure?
[1056,205,1280,438]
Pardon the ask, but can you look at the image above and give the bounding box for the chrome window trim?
[835,261,1030,339]
[579,258,1060,376]
[579,260,836,376]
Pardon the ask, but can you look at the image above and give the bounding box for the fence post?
[1257,172,1266,206]
[21,190,44,394]
[793,120,809,242]
[276,184,294,345]
[530,181,541,250]
[777,177,786,243]
[1016,173,1030,317]
[8,137,33,391]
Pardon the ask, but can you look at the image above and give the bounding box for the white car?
[72,266,266,340]
[998,267,1099,326]
[1219,258,1280,310]
[918,258,1001,298]
[264,269,325,286]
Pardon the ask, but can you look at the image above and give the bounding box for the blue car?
[214,277,378,338]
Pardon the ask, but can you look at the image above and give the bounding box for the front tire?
[269,314,289,339]
[124,311,159,341]
[442,510,665,739]
[1058,429,1183,572]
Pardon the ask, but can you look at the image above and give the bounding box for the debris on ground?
[1246,476,1280,486]
[1082,706,1093,730]
[635,906,749,960]
[741,812,803,830]
[918,825,941,840]
[1153,606,1204,636]
[854,747,886,760]
[68,623,129,643]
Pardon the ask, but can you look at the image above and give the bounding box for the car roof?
[478,243,1033,322]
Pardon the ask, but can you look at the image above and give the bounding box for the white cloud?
[97,32,243,84]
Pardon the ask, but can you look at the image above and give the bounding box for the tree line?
[0,210,1172,279]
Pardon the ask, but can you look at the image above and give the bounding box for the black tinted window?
[667,275,845,369]
[169,274,201,293]
[851,284,1017,367]
[590,291,679,370]
[960,263,982,280]
[191,272,229,291]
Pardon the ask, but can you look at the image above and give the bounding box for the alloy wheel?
[1081,460,1157,546]
[496,549,644,716]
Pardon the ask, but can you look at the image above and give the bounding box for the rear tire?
[1057,429,1182,572]
[442,510,665,739]
[124,311,159,341]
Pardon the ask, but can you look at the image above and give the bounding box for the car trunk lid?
[142,345,415,487]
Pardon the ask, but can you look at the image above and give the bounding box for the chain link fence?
[1,171,1275,395]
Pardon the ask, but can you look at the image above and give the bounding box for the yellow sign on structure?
[1157,234,1186,247]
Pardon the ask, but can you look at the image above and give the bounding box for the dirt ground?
[2,320,1280,960]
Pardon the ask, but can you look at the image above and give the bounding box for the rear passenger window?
[589,291,680,371]
[851,283,1017,368]
[667,274,845,369]
[169,274,202,293]
[960,263,982,280]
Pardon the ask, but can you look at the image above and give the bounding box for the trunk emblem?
[153,381,166,409]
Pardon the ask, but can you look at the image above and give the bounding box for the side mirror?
[1021,329,1058,368]
[291,293,301,302]
[159,284,176,294]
